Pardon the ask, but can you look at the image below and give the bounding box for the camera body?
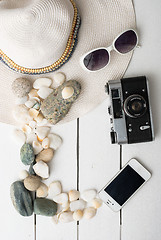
[105,76,154,144]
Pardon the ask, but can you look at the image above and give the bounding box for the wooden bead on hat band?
[0,0,81,75]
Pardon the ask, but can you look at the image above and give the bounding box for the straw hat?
[0,0,136,125]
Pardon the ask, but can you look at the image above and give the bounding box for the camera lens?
[124,95,147,118]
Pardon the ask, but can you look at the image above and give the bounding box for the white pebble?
[34,113,44,123]
[37,87,53,99]
[19,170,29,180]
[62,87,74,99]
[26,132,37,144]
[32,141,43,155]
[83,207,96,219]
[73,210,83,221]
[81,189,97,202]
[53,193,68,205]
[48,181,62,197]
[35,126,50,141]
[62,202,70,211]
[28,89,38,98]
[52,72,66,88]
[70,199,86,212]
[33,161,49,179]
[15,96,28,105]
[29,121,37,129]
[69,190,80,202]
[52,215,59,224]
[48,133,62,150]
[92,199,102,209]
[37,119,49,126]
[13,129,26,144]
[42,137,50,149]
[22,125,32,134]
[25,99,37,108]
[36,183,48,198]
[33,78,52,89]
[29,108,39,119]
[31,97,41,103]
[59,212,74,223]
[12,105,32,123]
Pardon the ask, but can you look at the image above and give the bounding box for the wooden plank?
[36,120,77,240]
[79,100,120,240]
[122,0,161,239]
[0,123,34,239]
[122,142,161,240]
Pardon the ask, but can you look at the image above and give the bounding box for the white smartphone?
[99,159,151,212]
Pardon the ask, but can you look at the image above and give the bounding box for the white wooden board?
[36,120,77,240]
[122,0,161,239]
[1,0,161,239]
[79,100,120,240]
[122,141,161,240]
[0,123,34,239]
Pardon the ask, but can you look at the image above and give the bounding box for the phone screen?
[104,165,145,206]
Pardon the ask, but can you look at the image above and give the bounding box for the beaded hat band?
[0,0,136,126]
[0,0,81,75]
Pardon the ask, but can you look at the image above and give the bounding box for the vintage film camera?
[105,76,154,144]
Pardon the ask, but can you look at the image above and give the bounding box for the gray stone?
[12,78,32,98]
[29,160,36,175]
[41,80,81,124]
[20,143,35,165]
[34,198,57,216]
[10,181,33,216]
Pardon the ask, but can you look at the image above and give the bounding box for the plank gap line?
[77,118,80,192]
[120,145,123,240]
[34,193,36,240]
[77,118,80,239]
[34,214,36,240]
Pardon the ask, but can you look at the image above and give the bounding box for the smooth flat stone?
[12,78,32,98]
[10,181,33,216]
[20,143,35,165]
[41,80,81,124]
[34,198,57,216]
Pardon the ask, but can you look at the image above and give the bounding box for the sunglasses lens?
[83,49,109,71]
[114,30,137,54]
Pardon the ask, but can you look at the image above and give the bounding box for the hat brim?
[0,0,136,125]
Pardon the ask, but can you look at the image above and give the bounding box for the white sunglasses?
[80,29,139,72]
